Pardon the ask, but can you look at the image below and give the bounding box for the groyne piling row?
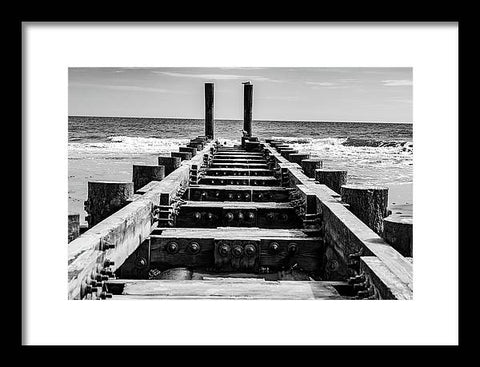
[68,82,413,300]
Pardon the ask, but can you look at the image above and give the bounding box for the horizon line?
[68,115,413,124]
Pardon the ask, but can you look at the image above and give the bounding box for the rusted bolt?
[218,243,230,257]
[85,284,98,294]
[166,242,179,254]
[135,257,147,268]
[188,242,201,254]
[288,243,298,254]
[225,212,234,222]
[104,259,115,267]
[232,246,243,257]
[100,292,113,299]
[353,282,367,291]
[244,244,256,257]
[100,269,115,277]
[348,273,366,285]
[193,211,202,221]
[101,241,115,250]
[269,242,280,254]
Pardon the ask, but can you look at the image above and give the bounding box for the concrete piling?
[301,159,323,178]
[341,184,389,235]
[315,169,348,194]
[158,156,181,175]
[179,146,197,157]
[205,83,215,139]
[289,153,311,165]
[243,82,253,137]
[383,214,413,257]
[171,151,192,161]
[84,181,134,227]
[132,165,165,192]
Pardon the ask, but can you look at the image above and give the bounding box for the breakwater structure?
[68,82,413,300]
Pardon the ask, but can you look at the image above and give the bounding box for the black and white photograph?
[68,67,413,300]
[22,22,458,346]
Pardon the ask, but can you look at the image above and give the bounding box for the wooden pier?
[68,82,413,300]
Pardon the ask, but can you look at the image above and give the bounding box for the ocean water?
[68,117,413,224]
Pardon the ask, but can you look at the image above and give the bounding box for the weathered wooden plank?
[264,142,413,294]
[360,256,412,300]
[150,227,311,238]
[200,176,279,186]
[205,168,273,176]
[105,279,343,299]
[186,185,290,202]
[67,142,214,299]
[210,162,268,169]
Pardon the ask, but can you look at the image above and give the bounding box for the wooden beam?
[105,279,342,300]
[67,142,215,299]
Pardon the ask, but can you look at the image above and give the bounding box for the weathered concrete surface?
[68,142,215,299]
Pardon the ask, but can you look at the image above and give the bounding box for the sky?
[68,67,412,122]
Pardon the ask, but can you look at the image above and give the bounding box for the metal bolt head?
[218,243,230,257]
[193,212,202,221]
[188,242,201,254]
[135,257,147,269]
[166,242,179,254]
[244,193,250,200]
[100,291,113,299]
[266,212,275,221]
[269,242,280,254]
[237,212,244,220]
[232,246,243,257]
[279,213,289,222]
[225,212,234,222]
[104,259,115,267]
[244,244,256,257]
[206,213,214,221]
[288,243,298,254]
[247,212,255,221]
[85,284,98,294]
[228,193,234,199]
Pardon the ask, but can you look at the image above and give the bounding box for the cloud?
[305,82,337,86]
[382,79,413,87]
[153,71,282,82]
[70,82,168,93]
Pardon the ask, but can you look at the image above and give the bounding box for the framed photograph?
[23,22,459,346]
